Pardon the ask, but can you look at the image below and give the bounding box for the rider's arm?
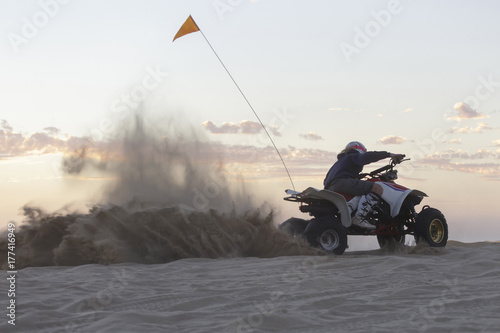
[353,151,391,166]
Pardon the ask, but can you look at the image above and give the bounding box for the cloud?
[268,126,281,137]
[205,142,335,165]
[202,120,281,136]
[201,121,240,134]
[8,117,500,182]
[447,138,462,144]
[423,149,499,160]
[0,119,95,159]
[43,126,61,135]
[419,157,500,177]
[450,102,487,120]
[0,119,298,181]
[240,120,261,134]
[1,120,13,131]
[379,135,406,145]
[211,144,337,179]
[416,148,500,178]
[449,122,492,134]
[299,132,323,141]
[403,108,413,113]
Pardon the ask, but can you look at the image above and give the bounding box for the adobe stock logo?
[7,0,71,54]
[213,0,245,20]
[339,0,406,64]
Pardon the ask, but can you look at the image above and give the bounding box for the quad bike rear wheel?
[304,216,348,255]
[414,207,448,247]
[279,217,308,236]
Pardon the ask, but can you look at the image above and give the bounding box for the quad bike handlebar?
[358,154,409,180]
[391,153,406,164]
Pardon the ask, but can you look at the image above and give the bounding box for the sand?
[2,241,500,333]
[2,116,498,332]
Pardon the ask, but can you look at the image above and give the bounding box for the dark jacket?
[323,150,390,188]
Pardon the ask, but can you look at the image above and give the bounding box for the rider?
[323,141,403,230]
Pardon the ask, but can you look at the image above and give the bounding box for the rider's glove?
[390,153,405,162]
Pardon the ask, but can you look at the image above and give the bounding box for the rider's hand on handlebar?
[390,153,405,163]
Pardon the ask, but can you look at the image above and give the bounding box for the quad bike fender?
[300,187,351,227]
[378,182,427,217]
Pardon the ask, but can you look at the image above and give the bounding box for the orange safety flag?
[173,15,200,42]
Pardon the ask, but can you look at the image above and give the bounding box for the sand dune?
[1,241,499,332]
[2,116,498,332]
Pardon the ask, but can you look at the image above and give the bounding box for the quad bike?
[279,156,448,254]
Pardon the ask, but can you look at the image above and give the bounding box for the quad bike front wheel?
[304,216,348,255]
[414,207,448,247]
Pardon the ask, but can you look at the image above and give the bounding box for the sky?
[1,0,500,242]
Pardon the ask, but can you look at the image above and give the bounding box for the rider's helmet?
[345,141,367,154]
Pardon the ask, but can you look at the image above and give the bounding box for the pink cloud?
[0,120,94,159]
[201,121,240,134]
[449,122,492,134]
[450,102,487,120]
[379,135,406,145]
[416,148,500,178]
[447,138,462,144]
[201,120,282,136]
[299,132,323,141]
[268,126,282,137]
[240,120,261,134]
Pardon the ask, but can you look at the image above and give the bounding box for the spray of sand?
[0,113,319,269]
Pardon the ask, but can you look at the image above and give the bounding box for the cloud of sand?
[0,112,320,268]
[60,113,253,212]
[0,203,319,269]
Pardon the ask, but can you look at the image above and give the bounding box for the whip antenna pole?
[198,30,295,191]
[173,16,295,190]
